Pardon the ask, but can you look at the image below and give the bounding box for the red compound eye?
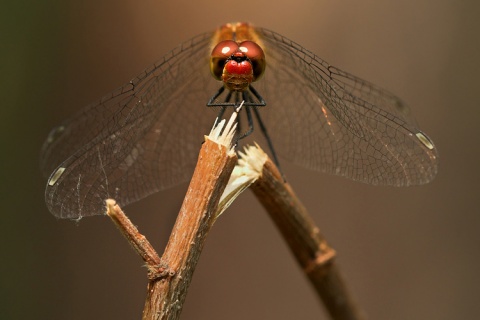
[210,40,239,80]
[238,41,266,80]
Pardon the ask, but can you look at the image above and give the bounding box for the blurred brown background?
[1,0,479,319]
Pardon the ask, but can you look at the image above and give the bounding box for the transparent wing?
[255,27,438,186]
[41,26,439,219]
[40,31,219,219]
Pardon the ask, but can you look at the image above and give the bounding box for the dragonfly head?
[210,40,266,91]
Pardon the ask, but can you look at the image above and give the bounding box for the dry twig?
[240,146,366,320]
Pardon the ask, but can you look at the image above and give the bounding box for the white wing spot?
[415,132,435,150]
[48,167,65,186]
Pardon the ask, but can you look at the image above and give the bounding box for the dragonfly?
[40,22,438,219]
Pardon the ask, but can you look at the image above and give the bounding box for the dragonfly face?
[210,40,266,91]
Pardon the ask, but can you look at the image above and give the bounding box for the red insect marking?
[222,58,254,91]
[224,58,253,76]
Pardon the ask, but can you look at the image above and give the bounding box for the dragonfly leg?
[252,107,282,174]
[207,86,226,106]
[211,89,234,135]
[237,105,254,140]
[236,91,254,140]
[248,85,266,106]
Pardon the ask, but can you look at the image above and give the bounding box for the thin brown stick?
[106,200,166,280]
[141,138,237,320]
[250,157,366,320]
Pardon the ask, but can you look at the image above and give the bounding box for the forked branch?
[106,125,364,319]
[107,113,239,319]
